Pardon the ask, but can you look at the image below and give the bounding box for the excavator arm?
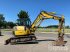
[31,11,65,33]
[30,11,65,46]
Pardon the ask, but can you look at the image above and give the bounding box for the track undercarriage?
[5,35,38,45]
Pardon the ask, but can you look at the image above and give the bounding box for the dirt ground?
[0,31,70,52]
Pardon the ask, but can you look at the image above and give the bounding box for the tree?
[18,10,29,19]
[7,22,16,28]
[0,14,5,21]
[0,14,5,28]
[17,10,31,27]
[0,14,5,36]
[46,25,58,28]
[65,26,70,29]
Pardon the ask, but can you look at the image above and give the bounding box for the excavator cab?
[12,16,32,36]
[13,26,28,36]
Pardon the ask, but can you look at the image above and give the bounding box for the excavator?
[5,11,66,46]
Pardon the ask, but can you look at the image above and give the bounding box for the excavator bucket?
[52,37,67,46]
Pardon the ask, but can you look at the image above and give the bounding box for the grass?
[1,28,70,33]
[36,28,70,33]
[1,29,12,31]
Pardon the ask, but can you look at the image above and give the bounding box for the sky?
[0,0,70,26]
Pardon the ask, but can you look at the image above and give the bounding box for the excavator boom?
[31,11,65,33]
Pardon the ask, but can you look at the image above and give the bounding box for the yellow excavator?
[5,11,66,45]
